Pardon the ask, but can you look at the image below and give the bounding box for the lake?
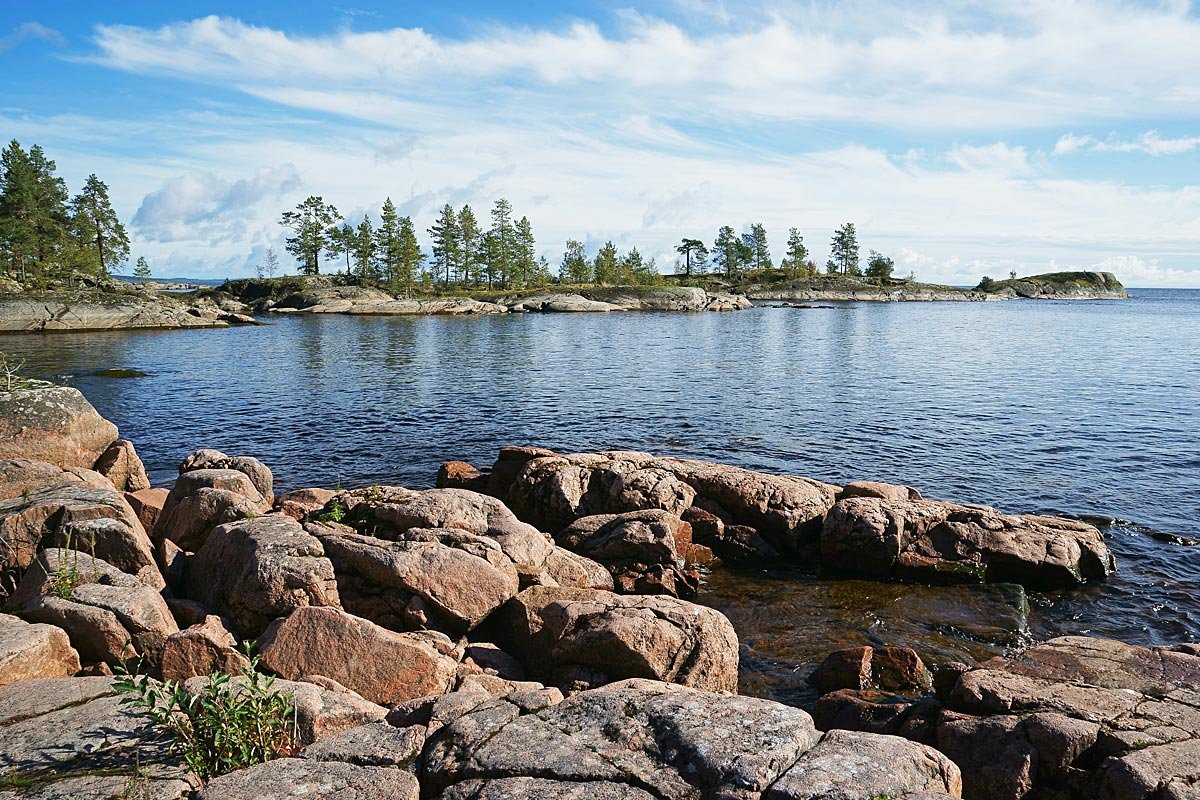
[8,289,1199,704]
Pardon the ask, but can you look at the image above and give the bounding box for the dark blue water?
[8,289,1199,702]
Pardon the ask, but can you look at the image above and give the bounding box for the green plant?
[0,351,36,391]
[317,501,346,523]
[46,529,93,600]
[114,648,297,781]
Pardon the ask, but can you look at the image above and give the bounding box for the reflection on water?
[7,288,1199,703]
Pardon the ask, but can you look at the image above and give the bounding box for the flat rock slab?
[0,677,193,799]
[195,758,419,800]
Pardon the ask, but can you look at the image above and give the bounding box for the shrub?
[115,649,297,781]
[976,275,997,292]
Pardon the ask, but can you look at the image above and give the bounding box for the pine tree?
[780,228,810,276]
[865,250,894,282]
[533,254,552,286]
[488,198,515,289]
[0,140,37,281]
[593,241,620,284]
[514,216,536,287]
[457,205,481,287]
[280,196,340,275]
[396,216,423,296]
[133,255,151,284]
[71,174,130,276]
[428,203,460,289]
[747,223,771,270]
[377,199,403,288]
[328,222,354,274]
[827,222,860,276]
[675,238,708,276]
[712,225,743,276]
[353,217,377,280]
[560,239,591,283]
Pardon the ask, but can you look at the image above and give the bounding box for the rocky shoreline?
[1,385,1193,800]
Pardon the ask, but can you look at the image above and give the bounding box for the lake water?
[8,289,1199,705]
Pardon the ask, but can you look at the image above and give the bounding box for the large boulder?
[0,483,158,584]
[178,448,274,504]
[810,645,934,695]
[257,606,460,706]
[5,548,177,665]
[160,616,250,682]
[822,496,1115,588]
[0,677,194,798]
[93,438,151,492]
[196,758,418,800]
[0,612,81,684]
[0,458,112,501]
[309,523,519,634]
[156,468,270,550]
[415,678,959,800]
[183,514,340,637]
[497,450,837,556]
[0,386,118,470]
[499,585,739,692]
[327,486,556,581]
[276,487,336,520]
[540,546,615,590]
[558,510,699,598]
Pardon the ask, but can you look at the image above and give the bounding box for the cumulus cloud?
[134,163,301,243]
[0,22,64,53]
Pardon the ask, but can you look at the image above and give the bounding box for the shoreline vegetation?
[1,140,1127,333]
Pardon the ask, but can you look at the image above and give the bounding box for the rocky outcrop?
[503,286,752,313]
[196,758,419,800]
[178,448,274,505]
[183,514,340,637]
[276,487,336,520]
[93,438,151,492]
[810,645,934,696]
[499,585,740,692]
[0,612,80,684]
[5,548,177,665]
[558,510,699,598]
[480,449,837,557]
[0,292,234,333]
[308,522,520,634]
[256,606,460,706]
[271,285,506,316]
[325,486,556,582]
[0,677,195,798]
[985,271,1130,300]
[822,496,1115,588]
[0,386,118,469]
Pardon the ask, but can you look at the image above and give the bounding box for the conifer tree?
[515,216,536,287]
[280,196,340,275]
[593,241,620,284]
[675,238,708,276]
[71,174,130,276]
[780,228,810,276]
[488,198,515,288]
[396,216,423,296]
[827,222,860,276]
[560,239,590,283]
[747,223,771,270]
[428,204,460,288]
[712,225,743,276]
[353,217,377,280]
[133,255,151,283]
[865,250,894,281]
[377,199,403,287]
[457,205,481,287]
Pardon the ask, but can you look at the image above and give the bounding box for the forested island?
[0,139,1127,333]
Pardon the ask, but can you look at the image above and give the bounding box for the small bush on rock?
[115,647,297,780]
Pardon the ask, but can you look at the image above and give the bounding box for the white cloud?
[134,164,301,243]
[944,142,1034,176]
[1054,130,1200,156]
[0,22,64,53]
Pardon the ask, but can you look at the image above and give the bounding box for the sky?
[2,1,1199,286]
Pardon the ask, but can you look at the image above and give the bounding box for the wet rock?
[276,487,336,520]
[936,713,1036,800]
[310,524,519,634]
[683,505,780,563]
[499,585,739,692]
[160,616,250,682]
[0,459,112,501]
[1098,738,1200,800]
[328,487,555,581]
[437,460,490,492]
[6,548,177,665]
[766,728,961,799]
[559,510,699,598]
[0,386,117,471]
[812,689,940,743]
[0,677,194,798]
[840,479,923,502]
[822,496,1116,588]
[183,514,340,637]
[810,645,933,695]
[195,758,418,800]
[257,606,459,706]
[157,469,270,550]
[0,612,80,685]
[93,439,150,492]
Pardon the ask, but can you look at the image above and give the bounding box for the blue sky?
[2,1,1199,285]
